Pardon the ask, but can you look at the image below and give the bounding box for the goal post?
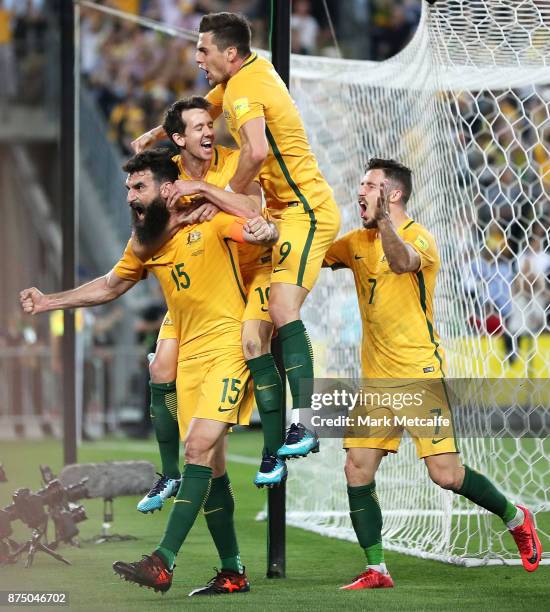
[287,0,550,566]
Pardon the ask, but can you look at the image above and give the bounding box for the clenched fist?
[19,287,49,315]
[243,217,278,244]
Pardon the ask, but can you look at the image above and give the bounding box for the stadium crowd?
[2,0,549,435]
[77,0,421,153]
[457,89,550,353]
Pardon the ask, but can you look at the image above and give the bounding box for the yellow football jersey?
[206,53,333,211]
[0,9,12,44]
[325,219,446,378]
[173,145,267,274]
[173,145,239,198]
[114,212,248,360]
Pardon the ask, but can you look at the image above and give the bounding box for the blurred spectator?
[109,0,141,14]
[370,0,415,60]
[0,0,16,114]
[519,223,550,283]
[291,0,319,55]
[108,95,147,154]
[508,225,549,363]
[80,8,110,80]
[471,224,518,358]
[10,0,46,104]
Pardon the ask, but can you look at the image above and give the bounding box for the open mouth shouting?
[201,138,213,152]
[130,202,146,222]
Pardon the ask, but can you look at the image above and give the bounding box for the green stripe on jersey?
[223,239,247,303]
[416,270,445,376]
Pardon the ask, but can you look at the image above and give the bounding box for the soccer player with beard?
[19,149,278,596]
[132,12,341,467]
[135,97,285,508]
[323,158,541,590]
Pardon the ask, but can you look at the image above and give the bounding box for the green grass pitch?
[0,431,547,611]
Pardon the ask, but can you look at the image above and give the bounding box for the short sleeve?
[324,235,352,270]
[225,78,265,132]
[113,240,147,282]
[404,227,439,271]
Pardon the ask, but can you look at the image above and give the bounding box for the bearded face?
[130,195,170,244]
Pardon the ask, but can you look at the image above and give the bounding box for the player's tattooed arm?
[375,183,420,274]
[168,178,261,218]
[243,216,278,246]
[19,271,136,315]
[229,117,268,193]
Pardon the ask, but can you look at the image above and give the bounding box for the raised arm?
[131,125,167,154]
[19,270,136,315]
[375,185,420,274]
[229,117,268,193]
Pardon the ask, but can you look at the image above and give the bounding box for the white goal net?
[289,0,550,565]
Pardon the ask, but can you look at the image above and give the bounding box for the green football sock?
[155,464,212,565]
[204,472,243,573]
[348,482,384,565]
[277,320,313,411]
[150,381,180,479]
[458,465,516,523]
[246,354,283,454]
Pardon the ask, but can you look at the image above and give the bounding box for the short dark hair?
[366,157,413,204]
[122,148,178,184]
[199,12,251,57]
[162,96,211,145]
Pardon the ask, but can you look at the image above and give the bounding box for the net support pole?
[60,0,77,465]
[266,0,291,580]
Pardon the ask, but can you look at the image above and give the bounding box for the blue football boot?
[137,473,180,513]
[254,453,288,488]
[276,423,319,459]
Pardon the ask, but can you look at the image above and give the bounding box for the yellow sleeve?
[206,85,225,119]
[404,227,439,271]
[225,78,265,132]
[211,212,247,243]
[324,235,351,270]
[113,240,147,281]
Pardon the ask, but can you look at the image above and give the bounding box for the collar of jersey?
[238,52,258,72]
[396,218,415,232]
[173,148,220,180]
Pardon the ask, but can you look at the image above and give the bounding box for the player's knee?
[184,438,213,467]
[344,453,376,485]
[149,356,177,384]
[429,467,462,491]
[268,300,299,328]
[242,337,262,360]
